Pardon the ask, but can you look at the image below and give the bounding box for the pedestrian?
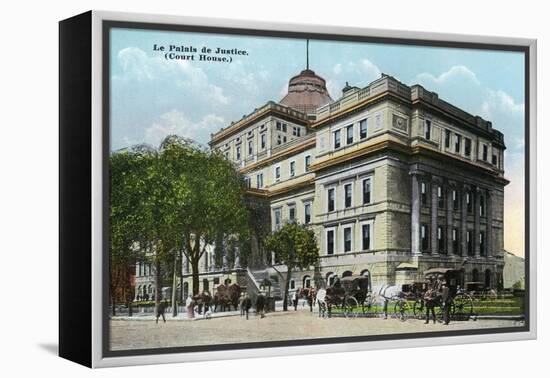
[240,293,252,320]
[256,292,266,318]
[441,283,451,325]
[156,300,166,324]
[424,277,437,324]
[292,290,298,311]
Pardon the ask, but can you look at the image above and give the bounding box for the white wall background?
[0,0,546,376]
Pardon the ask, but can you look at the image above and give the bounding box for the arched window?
[303,275,311,288]
[472,269,479,282]
[326,272,337,287]
[342,270,353,278]
[485,269,492,288]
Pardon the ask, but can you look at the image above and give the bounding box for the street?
[110,309,523,351]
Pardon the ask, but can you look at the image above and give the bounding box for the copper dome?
[280,69,333,114]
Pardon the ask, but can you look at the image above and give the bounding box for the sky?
[109,28,526,257]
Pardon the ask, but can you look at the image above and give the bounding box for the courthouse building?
[136,65,508,300]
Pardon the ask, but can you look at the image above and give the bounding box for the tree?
[264,223,319,311]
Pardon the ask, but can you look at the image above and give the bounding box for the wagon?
[322,275,370,318]
[412,267,474,321]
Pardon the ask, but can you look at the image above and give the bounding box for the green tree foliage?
[264,223,319,311]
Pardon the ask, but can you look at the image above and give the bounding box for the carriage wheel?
[362,294,375,317]
[452,293,473,320]
[343,297,359,319]
[393,299,410,321]
[413,299,425,320]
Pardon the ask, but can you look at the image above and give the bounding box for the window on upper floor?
[452,228,459,254]
[455,134,462,153]
[437,186,444,209]
[304,203,311,224]
[261,133,266,149]
[482,144,488,161]
[360,119,368,139]
[452,189,459,210]
[236,146,241,160]
[305,155,311,172]
[277,134,282,145]
[467,230,474,256]
[466,191,473,214]
[256,173,264,189]
[444,129,451,148]
[362,177,372,205]
[327,188,335,212]
[274,208,282,230]
[289,205,296,223]
[343,227,352,252]
[480,231,486,256]
[276,121,282,131]
[334,129,341,149]
[479,194,485,217]
[290,161,296,177]
[346,125,354,145]
[438,225,445,254]
[344,183,353,208]
[244,177,251,188]
[362,223,371,250]
[282,123,287,133]
[248,140,253,155]
[465,138,472,157]
[275,166,281,181]
[421,224,429,251]
[424,120,431,140]
[492,153,498,166]
[326,229,335,255]
[421,182,428,206]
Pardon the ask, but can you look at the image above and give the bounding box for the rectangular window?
[360,119,368,139]
[421,182,427,206]
[362,178,372,205]
[421,224,429,251]
[344,183,352,208]
[274,209,281,230]
[282,123,287,133]
[328,188,335,212]
[455,134,461,153]
[467,192,473,214]
[304,203,311,224]
[453,189,459,210]
[480,231,486,256]
[277,134,282,145]
[289,206,296,222]
[256,173,263,188]
[362,223,371,250]
[492,154,498,166]
[305,155,311,172]
[248,140,253,155]
[283,135,287,143]
[343,227,352,252]
[327,230,334,255]
[437,186,444,209]
[275,166,281,181]
[236,146,241,160]
[444,129,451,148]
[424,120,431,140]
[467,230,474,256]
[452,228,459,254]
[334,129,341,149]
[244,177,251,188]
[276,121,282,131]
[479,194,485,216]
[290,161,296,177]
[482,144,488,161]
[261,133,266,149]
[465,138,472,157]
[438,226,445,254]
[346,125,354,144]
[292,126,298,136]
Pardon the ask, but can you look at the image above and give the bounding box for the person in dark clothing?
[424,277,438,324]
[441,283,451,325]
[240,294,252,320]
[156,300,167,324]
[256,293,266,318]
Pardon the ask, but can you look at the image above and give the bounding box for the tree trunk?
[154,259,162,316]
[191,259,200,295]
[171,251,178,317]
[283,265,292,311]
[179,249,183,303]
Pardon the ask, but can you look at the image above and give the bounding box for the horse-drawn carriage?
[411,267,474,321]
[317,275,369,318]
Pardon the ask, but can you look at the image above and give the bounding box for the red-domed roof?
[280,69,333,114]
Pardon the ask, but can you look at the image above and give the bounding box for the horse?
[213,283,241,312]
[368,284,403,319]
[298,287,317,312]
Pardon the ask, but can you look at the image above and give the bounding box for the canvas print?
[106,23,528,354]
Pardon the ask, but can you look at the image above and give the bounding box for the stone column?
[222,237,229,270]
[474,187,481,258]
[430,178,439,256]
[182,254,190,274]
[461,185,469,257]
[486,190,493,258]
[410,172,421,255]
[446,183,455,255]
